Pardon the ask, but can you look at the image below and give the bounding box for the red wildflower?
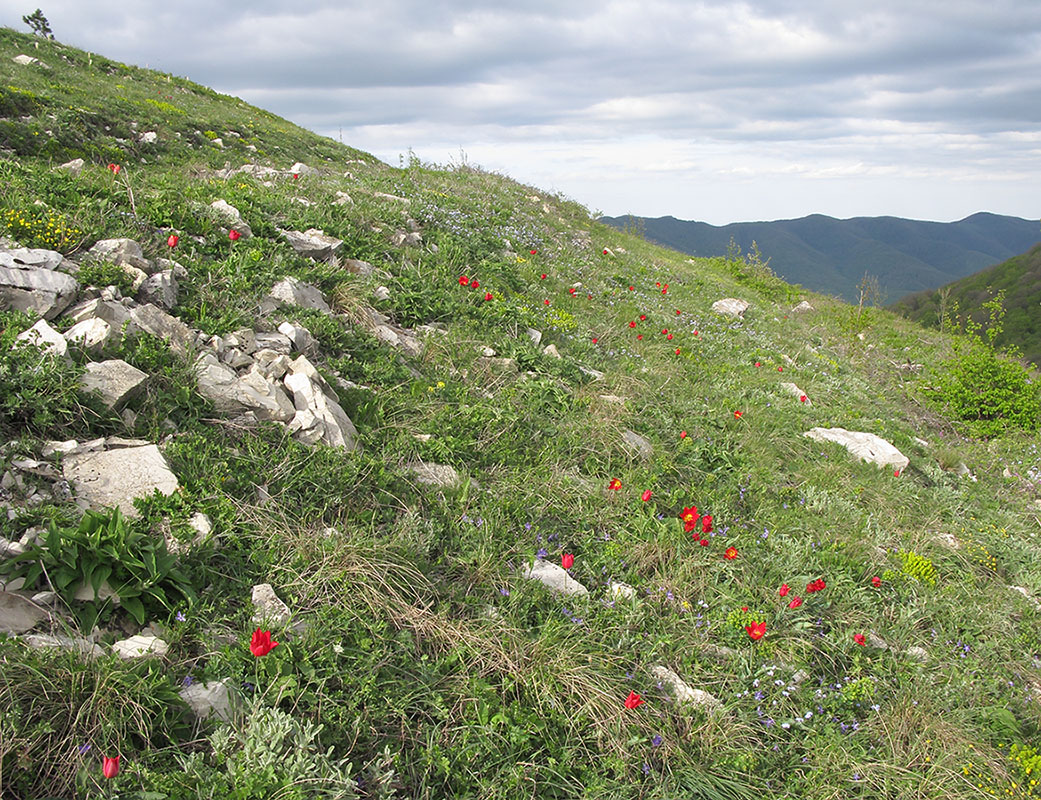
[806,578,826,593]
[724,547,738,560]
[637,334,643,340]
[569,287,577,295]
[628,285,634,291]
[746,621,766,640]
[541,273,547,279]
[681,506,700,532]
[800,395,807,403]
[250,628,279,657]
[742,606,748,612]
[544,299,550,305]
[755,361,761,367]
[459,275,470,286]
[608,478,622,491]
[788,596,803,609]
[624,690,645,709]
[228,230,241,241]
[699,539,709,546]
[107,163,120,174]
[484,292,493,301]
[693,330,699,336]
[640,314,647,321]
[675,309,681,315]
[667,334,673,340]
[871,576,881,588]
[661,329,668,335]
[102,755,120,779]
[679,431,687,439]
[779,583,790,597]
[629,321,637,328]
[853,633,866,647]
[701,515,713,534]
[561,553,574,570]
[675,348,681,354]
[588,293,593,299]
[471,279,480,289]
[733,411,743,419]
[894,470,901,477]
[592,337,598,343]
[293,173,299,180]
[641,489,652,502]
[531,249,537,255]
[777,366,783,372]
[167,234,179,248]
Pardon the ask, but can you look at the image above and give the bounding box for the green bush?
[0,507,195,631]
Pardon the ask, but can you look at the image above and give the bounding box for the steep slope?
[603,212,1040,302]
[2,27,1041,800]
[894,243,1041,365]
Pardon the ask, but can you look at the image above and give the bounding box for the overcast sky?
[4,1,1041,224]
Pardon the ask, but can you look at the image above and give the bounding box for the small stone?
[543,344,562,359]
[59,158,85,176]
[621,430,653,461]
[62,444,179,518]
[0,591,49,633]
[409,462,462,489]
[179,680,236,722]
[112,634,169,659]
[64,318,114,351]
[526,328,543,346]
[80,359,149,410]
[790,301,814,314]
[780,382,811,405]
[23,633,105,658]
[649,665,722,714]
[374,286,391,301]
[712,298,750,317]
[520,558,589,596]
[251,583,292,627]
[16,319,67,357]
[266,277,331,313]
[608,581,636,600]
[277,322,317,354]
[139,131,158,144]
[210,200,252,238]
[905,646,929,663]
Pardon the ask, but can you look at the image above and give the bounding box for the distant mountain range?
[600,212,1040,303]
[892,243,1041,366]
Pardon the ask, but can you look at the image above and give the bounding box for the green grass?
[2,25,1041,800]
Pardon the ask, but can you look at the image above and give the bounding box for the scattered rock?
[390,231,422,248]
[87,238,152,273]
[179,680,236,722]
[526,328,543,346]
[266,277,331,313]
[780,382,810,405]
[281,229,343,261]
[578,365,604,381]
[58,158,85,176]
[22,633,105,658]
[621,430,653,461]
[284,357,360,449]
[0,247,79,319]
[0,590,49,633]
[139,270,178,309]
[790,301,814,314]
[373,286,391,301]
[712,298,749,318]
[867,632,888,650]
[649,665,722,713]
[112,634,169,659]
[210,200,252,238]
[12,54,39,66]
[333,191,353,206]
[1011,586,1041,610]
[409,462,463,489]
[905,646,929,663]
[129,304,192,355]
[251,583,292,627]
[194,355,296,422]
[520,558,589,596]
[277,322,317,354]
[62,444,180,518]
[599,395,626,404]
[64,318,115,351]
[16,319,67,357]
[803,428,909,472]
[80,359,148,411]
[343,258,375,276]
[543,344,562,359]
[139,131,158,144]
[289,162,315,177]
[608,581,636,601]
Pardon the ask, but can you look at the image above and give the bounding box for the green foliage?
[76,259,138,294]
[0,507,195,630]
[0,311,98,437]
[22,9,54,38]
[0,205,82,252]
[896,550,938,586]
[926,291,1041,438]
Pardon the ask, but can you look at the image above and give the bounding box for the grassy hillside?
[2,26,1041,800]
[894,243,1041,367]
[603,212,1041,303]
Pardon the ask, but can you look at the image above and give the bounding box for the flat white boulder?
[22,633,105,658]
[712,298,749,317]
[520,558,589,597]
[266,276,331,313]
[80,359,149,410]
[649,664,722,713]
[112,634,169,659]
[790,301,814,314]
[281,229,343,261]
[210,200,252,237]
[780,382,811,405]
[179,680,236,721]
[62,444,179,518]
[0,590,49,633]
[804,427,909,471]
[0,247,79,319]
[409,462,462,489]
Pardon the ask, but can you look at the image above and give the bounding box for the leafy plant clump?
[0,507,195,630]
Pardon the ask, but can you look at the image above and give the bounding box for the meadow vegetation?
[2,26,1041,800]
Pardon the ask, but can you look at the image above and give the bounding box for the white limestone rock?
[803,427,909,471]
[284,364,360,450]
[780,382,811,405]
[277,321,317,354]
[0,247,79,319]
[649,665,722,713]
[621,430,653,461]
[16,319,67,357]
[0,590,49,633]
[281,228,343,261]
[712,298,749,317]
[210,199,252,238]
[179,680,236,722]
[62,444,179,518]
[80,359,148,410]
[266,276,331,313]
[112,634,169,659]
[608,581,637,601]
[129,304,192,355]
[790,300,814,314]
[251,583,292,627]
[58,158,85,176]
[23,633,105,658]
[64,318,114,351]
[520,558,589,596]
[409,462,462,489]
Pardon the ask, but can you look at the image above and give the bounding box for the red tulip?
[588,293,593,299]
[675,348,681,354]
[894,470,901,477]
[293,173,299,180]
[603,249,610,256]
[561,553,574,570]
[459,275,470,286]
[250,628,279,657]
[742,606,748,612]
[661,329,668,335]
[806,578,826,593]
[755,361,761,367]
[641,489,652,502]
[666,334,673,340]
[734,411,743,419]
[699,538,709,546]
[675,309,681,315]
[530,249,537,255]
[788,596,803,609]
[800,395,807,403]
[484,292,493,301]
[637,334,643,340]
[543,299,550,305]
[608,478,622,491]
[107,163,120,174]
[592,337,598,344]
[102,755,120,779]
[693,330,699,336]
[853,633,866,647]
[228,229,241,241]
[679,431,687,439]
[779,583,790,597]
[569,287,576,295]
[871,576,881,588]
[746,621,766,640]
[471,279,480,289]
[540,273,547,279]
[724,547,738,560]
[624,690,645,709]
[777,366,783,372]
[628,285,634,291]
[167,234,179,248]
[639,315,646,321]
[701,515,713,534]
[629,321,637,328]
